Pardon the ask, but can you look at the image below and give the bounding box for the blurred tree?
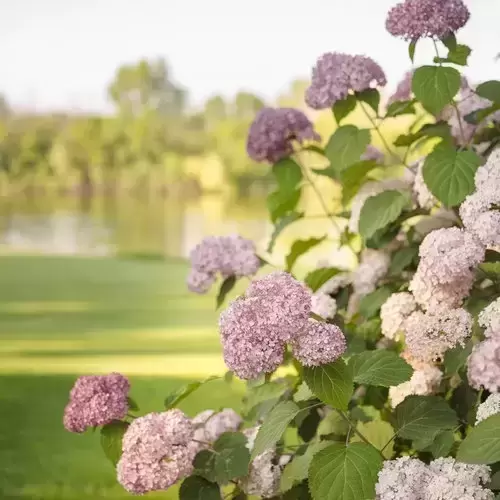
[233,92,265,120]
[0,94,10,119]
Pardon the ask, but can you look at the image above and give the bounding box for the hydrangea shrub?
[63,1,500,498]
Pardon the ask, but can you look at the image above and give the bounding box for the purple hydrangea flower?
[305,53,386,110]
[386,0,470,40]
[63,373,130,433]
[246,107,320,163]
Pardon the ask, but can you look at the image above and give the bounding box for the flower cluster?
[386,0,470,41]
[191,408,242,451]
[305,52,386,109]
[478,297,500,336]
[468,336,500,393]
[63,373,130,433]
[117,410,196,494]
[476,393,500,425]
[381,292,417,341]
[246,107,320,163]
[413,159,436,210]
[187,235,260,294]
[376,456,493,500]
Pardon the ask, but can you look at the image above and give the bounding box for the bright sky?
[1,0,499,112]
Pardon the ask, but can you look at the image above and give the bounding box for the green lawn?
[0,255,244,499]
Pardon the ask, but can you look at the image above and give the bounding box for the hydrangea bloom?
[478,298,500,336]
[413,160,436,210]
[290,319,346,366]
[191,409,242,450]
[188,235,260,294]
[468,337,500,392]
[475,149,500,192]
[317,271,352,295]
[388,71,413,105]
[352,249,391,296]
[246,107,320,163]
[386,0,470,40]
[405,307,472,362]
[476,393,500,425]
[63,373,130,433]
[389,364,442,407]
[117,410,195,494]
[414,209,458,237]
[311,292,337,319]
[305,52,386,109]
[381,292,417,340]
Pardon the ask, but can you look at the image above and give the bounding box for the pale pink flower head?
[386,0,470,41]
[290,319,346,366]
[388,71,413,105]
[63,373,130,433]
[380,292,417,341]
[468,336,500,393]
[246,107,320,163]
[186,269,216,294]
[305,52,386,109]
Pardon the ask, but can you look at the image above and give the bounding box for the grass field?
[0,255,244,499]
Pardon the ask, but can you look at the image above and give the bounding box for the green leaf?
[340,160,379,205]
[214,432,250,482]
[358,286,394,320]
[193,450,218,482]
[464,103,500,125]
[286,237,325,272]
[273,158,303,192]
[393,121,451,147]
[294,382,314,402]
[267,189,301,223]
[429,430,455,458]
[385,100,416,118]
[333,95,357,123]
[251,401,300,459]
[325,126,371,174]
[216,276,236,309]
[281,441,330,492]
[245,380,289,411]
[479,262,500,280]
[356,89,380,114]
[304,267,340,292]
[312,166,338,180]
[164,376,219,409]
[179,476,220,500]
[308,443,383,500]
[394,395,458,441]
[358,190,409,240]
[423,143,482,207]
[350,350,413,387]
[409,39,418,62]
[303,359,353,410]
[267,211,303,253]
[441,34,457,52]
[444,341,473,376]
[350,420,395,459]
[389,247,418,275]
[126,396,139,412]
[457,414,500,464]
[476,80,500,103]
[446,44,472,66]
[298,408,322,442]
[100,421,129,466]
[412,66,461,115]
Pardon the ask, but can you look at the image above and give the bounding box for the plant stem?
[380,433,397,453]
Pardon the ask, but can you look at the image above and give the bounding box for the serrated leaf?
[412,66,461,115]
[441,34,457,52]
[304,267,340,292]
[446,44,472,66]
[393,121,451,147]
[294,382,314,402]
[251,401,300,459]
[325,126,371,174]
[286,237,325,272]
[213,432,250,483]
[245,380,288,411]
[457,414,500,464]
[308,443,383,500]
[340,160,379,205]
[356,89,380,114]
[216,276,236,309]
[389,246,418,275]
[423,143,482,207]
[444,341,473,375]
[385,100,416,118]
[358,286,394,320]
[267,211,303,253]
[350,350,413,387]
[164,376,218,409]
[350,420,395,459]
[193,450,218,482]
[476,80,500,103]
[430,430,455,458]
[409,39,418,62]
[273,158,303,192]
[100,421,129,466]
[281,441,330,492]
[358,190,409,240]
[394,395,458,441]
[333,95,357,123]
[303,359,353,411]
[179,476,220,500]
[267,189,301,223]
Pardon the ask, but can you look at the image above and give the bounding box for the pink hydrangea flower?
[468,336,500,393]
[63,373,130,433]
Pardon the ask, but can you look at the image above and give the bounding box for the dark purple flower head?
[63,373,130,433]
[246,107,320,163]
[386,0,470,41]
[306,53,386,110]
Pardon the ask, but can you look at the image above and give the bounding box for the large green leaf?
[286,237,325,272]
[267,189,301,223]
[245,380,289,411]
[303,359,353,411]
[429,430,455,458]
[164,376,219,409]
[412,66,461,115]
[179,476,220,500]
[324,126,371,174]
[251,401,300,459]
[206,432,250,483]
[457,414,500,464]
[358,286,394,320]
[350,350,413,387]
[333,95,357,123]
[358,190,409,240]
[389,247,418,275]
[385,100,416,118]
[308,443,383,500]
[476,80,500,103]
[350,420,395,459]
[423,143,482,207]
[356,89,380,114]
[100,421,129,466]
[216,276,236,309]
[267,212,303,253]
[394,395,458,441]
[304,267,340,292]
[272,158,303,192]
[340,160,379,205]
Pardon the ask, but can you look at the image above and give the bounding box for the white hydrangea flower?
[192,408,242,450]
[311,292,337,319]
[413,160,436,210]
[468,337,500,393]
[478,298,500,337]
[381,292,417,340]
[352,249,391,296]
[476,393,500,425]
[476,149,500,192]
[317,272,352,295]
